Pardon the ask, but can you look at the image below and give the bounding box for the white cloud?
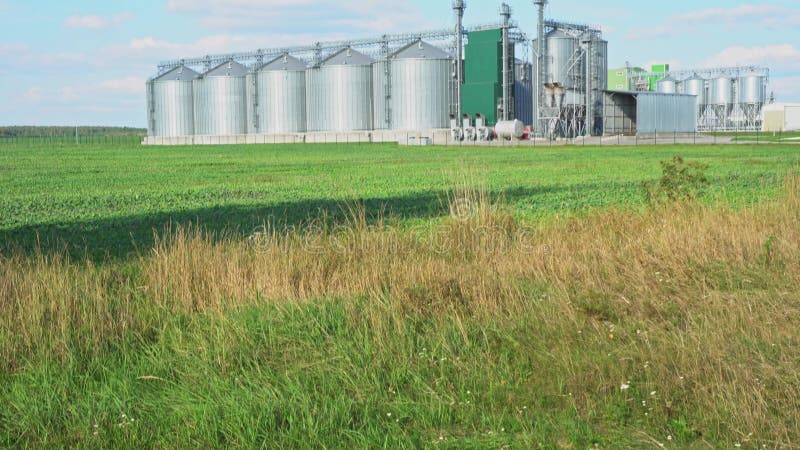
[164,0,430,33]
[99,77,147,95]
[64,13,133,30]
[0,43,29,56]
[704,44,800,71]
[626,4,800,39]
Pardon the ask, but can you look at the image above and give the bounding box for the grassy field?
[1,142,798,259]
[1,142,800,448]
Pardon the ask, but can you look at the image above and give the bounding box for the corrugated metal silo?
[193,60,248,136]
[683,74,706,106]
[514,60,533,126]
[710,77,733,105]
[306,48,374,132]
[148,66,199,137]
[389,40,452,130]
[657,76,677,94]
[738,73,765,104]
[546,30,579,89]
[372,61,388,130]
[246,54,307,134]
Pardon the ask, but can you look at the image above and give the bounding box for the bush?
[645,156,709,204]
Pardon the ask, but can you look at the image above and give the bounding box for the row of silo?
[656,73,766,108]
[148,40,455,137]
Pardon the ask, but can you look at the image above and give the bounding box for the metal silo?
[683,74,706,106]
[193,60,248,136]
[738,73,765,104]
[546,29,579,89]
[710,77,733,106]
[390,40,452,130]
[657,76,677,94]
[515,60,533,126]
[372,61,388,130]
[148,66,199,137]
[246,54,306,134]
[306,48,374,132]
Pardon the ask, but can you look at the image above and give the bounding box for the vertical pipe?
[453,1,465,123]
[533,0,546,135]
[500,3,511,121]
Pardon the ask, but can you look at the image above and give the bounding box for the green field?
[2,142,800,448]
[2,142,798,259]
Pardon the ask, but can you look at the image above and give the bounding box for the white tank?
[246,54,307,134]
[193,60,248,136]
[710,77,734,105]
[495,120,525,139]
[738,74,765,104]
[306,48,374,132]
[683,75,706,106]
[546,30,580,89]
[657,76,676,94]
[389,40,452,130]
[148,66,199,137]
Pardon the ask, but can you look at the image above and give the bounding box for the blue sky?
[1,0,799,127]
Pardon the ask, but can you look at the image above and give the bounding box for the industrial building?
[144,0,773,145]
[762,103,800,132]
[608,65,771,132]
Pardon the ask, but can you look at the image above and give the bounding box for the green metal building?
[608,64,670,92]
[461,28,512,126]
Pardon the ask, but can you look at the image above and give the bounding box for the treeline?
[0,126,146,138]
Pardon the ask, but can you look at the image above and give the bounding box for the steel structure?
[193,61,248,136]
[147,66,198,137]
[246,54,307,134]
[629,66,769,131]
[531,6,607,138]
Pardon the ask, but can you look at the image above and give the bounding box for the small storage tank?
[390,40,452,130]
[372,60,389,130]
[657,76,677,94]
[148,65,199,137]
[306,48,374,132]
[546,29,580,89]
[710,77,734,105]
[193,60,248,136]
[246,54,306,134]
[683,74,706,106]
[738,73,765,104]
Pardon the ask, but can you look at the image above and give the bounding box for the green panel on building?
[461,28,507,126]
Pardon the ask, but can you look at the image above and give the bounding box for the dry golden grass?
[1,177,799,444]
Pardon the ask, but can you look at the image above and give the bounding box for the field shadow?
[0,185,578,262]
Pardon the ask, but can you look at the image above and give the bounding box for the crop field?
[1,142,800,448]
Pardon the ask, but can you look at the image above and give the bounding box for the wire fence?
[0,135,145,146]
[1,129,796,148]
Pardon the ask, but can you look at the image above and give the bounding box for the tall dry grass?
[1,177,799,443]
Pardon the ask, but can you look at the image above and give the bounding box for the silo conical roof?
[154,65,200,82]
[546,29,572,39]
[203,60,249,77]
[256,54,307,72]
[391,40,450,60]
[321,48,374,66]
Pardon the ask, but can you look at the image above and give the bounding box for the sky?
[1,0,799,127]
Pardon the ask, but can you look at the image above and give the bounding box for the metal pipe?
[453,0,465,123]
[533,0,546,135]
[500,3,512,121]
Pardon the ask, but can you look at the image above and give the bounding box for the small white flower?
[620,383,630,391]
[387,413,392,417]
[650,391,657,396]
[667,436,672,441]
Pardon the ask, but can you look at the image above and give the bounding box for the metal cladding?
[193,60,249,135]
[148,66,199,137]
[389,40,452,130]
[372,61,388,130]
[306,48,374,132]
[514,61,533,126]
[545,30,580,89]
[246,54,307,134]
[656,76,677,94]
[683,75,706,106]
[738,73,765,104]
[710,77,734,105]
